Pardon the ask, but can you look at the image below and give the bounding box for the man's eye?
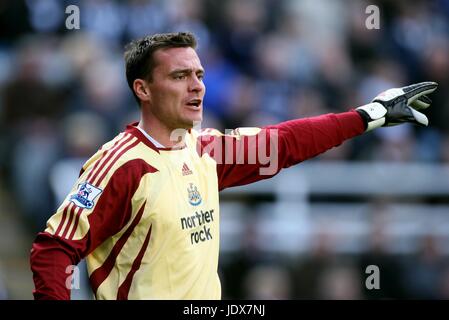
[174,75,186,80]
[197,74,204,80]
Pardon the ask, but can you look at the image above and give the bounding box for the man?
[30,32,437,300]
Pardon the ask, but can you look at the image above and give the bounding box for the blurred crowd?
[0,0,449,299]
[220,213,449,299]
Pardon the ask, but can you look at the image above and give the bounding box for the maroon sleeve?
[30,234,86,300]
[30,159,157,300]
[198,110,365,190]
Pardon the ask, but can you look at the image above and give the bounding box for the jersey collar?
[125,122,188,151]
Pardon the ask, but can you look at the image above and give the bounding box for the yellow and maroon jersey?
[30,111,365,300]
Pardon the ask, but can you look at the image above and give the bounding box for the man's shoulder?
[191,127,262,139]
[81,131,146,173]
[191,128,223,138]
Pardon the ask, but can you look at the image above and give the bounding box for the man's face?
[146,46,205,131]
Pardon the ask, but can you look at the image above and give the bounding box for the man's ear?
[133,79,151,103]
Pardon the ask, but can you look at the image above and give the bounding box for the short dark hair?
[124,32,197,104]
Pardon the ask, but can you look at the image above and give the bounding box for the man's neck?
[138,119,188,148]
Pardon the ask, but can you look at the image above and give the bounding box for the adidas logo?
[182,163,193,176]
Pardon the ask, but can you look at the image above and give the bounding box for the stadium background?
[0,0,449,299]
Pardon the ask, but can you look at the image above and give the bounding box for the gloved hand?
[356,82,438,131]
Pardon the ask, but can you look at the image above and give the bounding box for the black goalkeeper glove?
[356,81,438,131]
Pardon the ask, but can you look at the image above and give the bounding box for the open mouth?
[186,99,202,108]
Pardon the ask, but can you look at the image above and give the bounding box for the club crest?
[187,183,202,206]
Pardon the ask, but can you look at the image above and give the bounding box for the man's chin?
[170,120,201,132]
[184,116,203,129]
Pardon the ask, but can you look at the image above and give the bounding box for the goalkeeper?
[30,32,437,300]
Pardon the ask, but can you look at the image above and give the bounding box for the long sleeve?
[30,233,85,300]
[30,140,157,300]
[197,110,365,190]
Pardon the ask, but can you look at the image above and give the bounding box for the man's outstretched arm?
[197,110,365,190]
[196,81,438,190]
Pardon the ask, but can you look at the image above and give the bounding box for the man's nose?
[189,75,204,93]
